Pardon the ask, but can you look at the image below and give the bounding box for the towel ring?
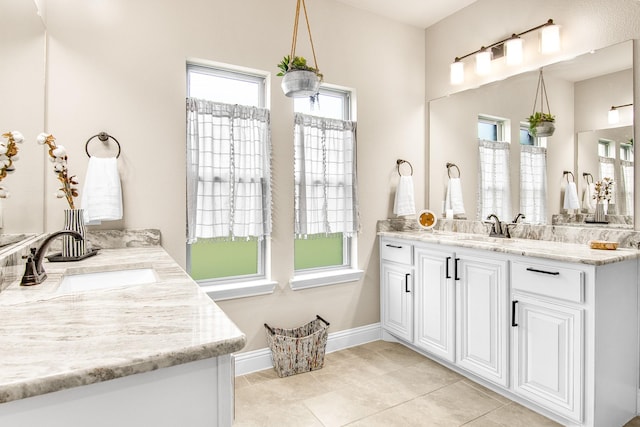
[396,159,413,176]
[446,162,461,178]
[582,172,594,184]
[85,132,121,158]
[563,170,575,183]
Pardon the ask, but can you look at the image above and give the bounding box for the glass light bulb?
[540,24,560,54]
[505,37,523,65]
[450,61,464,85]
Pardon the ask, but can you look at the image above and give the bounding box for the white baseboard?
[234,322,382,376]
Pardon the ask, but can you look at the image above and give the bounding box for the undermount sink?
[56,266,157,294]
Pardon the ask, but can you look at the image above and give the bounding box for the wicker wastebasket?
[264,315,330,378]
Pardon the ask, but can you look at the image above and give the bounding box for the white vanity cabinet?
[380,239,413,342]
[379,233,639,427]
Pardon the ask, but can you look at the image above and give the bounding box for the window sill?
[290,268,364,291]
[200,279,277,301]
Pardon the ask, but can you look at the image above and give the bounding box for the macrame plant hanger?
[531,68,552,119]
[528,68,556,137]
[286,0,321,104]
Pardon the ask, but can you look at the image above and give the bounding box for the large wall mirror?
[0,0,46,248]
[429,40,633,228]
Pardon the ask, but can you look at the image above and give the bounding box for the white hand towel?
[563,182,580,210]
[582,183,596,212]
[81,157,123,225]
[393,175,416,216]
[445,177,466,215]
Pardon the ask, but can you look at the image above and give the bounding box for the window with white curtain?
[519,145,547,224]
[599,156,616,214]
[477,139,511,220]
[185,63,271,285]
[620,159,634,216]
[292,87,360,285]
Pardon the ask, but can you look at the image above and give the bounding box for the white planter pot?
[529,121,555,137]
[281,70,321,98]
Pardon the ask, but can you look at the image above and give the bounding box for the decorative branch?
[37,133,79,209]
[0,131,24,198]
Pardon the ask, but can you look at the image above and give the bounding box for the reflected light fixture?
[450,19,559,85]
[608,103,633,124]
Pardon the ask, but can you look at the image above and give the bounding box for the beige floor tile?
[377,343,433,366]
[461,379,512,405]
[625,416,640,427]
[464,402,562,426]
[235,375,251,390]
[233,400,323,427]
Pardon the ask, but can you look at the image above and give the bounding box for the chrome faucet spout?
[21,231,83,286]
[485,214,502,236]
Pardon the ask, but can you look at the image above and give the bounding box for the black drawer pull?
[405,273,411,293]
[454,258,460,281]
[511,300,519,327]
[385,244,403,249]
[526,267,560,276]
[445,256,451,279]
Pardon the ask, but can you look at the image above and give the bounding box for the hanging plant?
[278,0,322,101]
[527,68,555,138]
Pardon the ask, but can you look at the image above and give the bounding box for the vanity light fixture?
[450,19,559,85]
[608,103,633,124]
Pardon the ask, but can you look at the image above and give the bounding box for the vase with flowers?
[38,132,92,259]
[0,131,24,199]
[593,177,613,223]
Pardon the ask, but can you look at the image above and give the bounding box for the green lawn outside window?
[294,233,344,270]
[190,239,258,280]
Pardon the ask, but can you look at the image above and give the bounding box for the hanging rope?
[531,68,552,116]
[288,0,319,71]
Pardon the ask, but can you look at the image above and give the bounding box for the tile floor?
[235,340,566,426]
[235,340,640,426]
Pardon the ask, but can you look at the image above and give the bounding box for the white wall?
[44,0,425,351]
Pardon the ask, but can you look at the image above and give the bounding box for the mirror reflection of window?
[478,115,506,141]
[598,139,613,158]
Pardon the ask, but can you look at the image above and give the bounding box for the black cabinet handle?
[511,300,519,327]
[445,257,451,279]
[405,273,411,293]
[385,244,403,249]
[454,258,460,281]
[526,267,560,276]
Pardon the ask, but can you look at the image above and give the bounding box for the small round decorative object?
[417,209,437,230]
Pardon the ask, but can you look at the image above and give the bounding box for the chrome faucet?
[21,231,83,286]
[485,214,503,237]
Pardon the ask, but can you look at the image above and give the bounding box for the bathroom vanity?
[0,241,245,427]
[379,230,639,427]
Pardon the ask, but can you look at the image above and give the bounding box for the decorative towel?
[563,181,580,211]
[81,157,123,225]
[582,183,596,212]
[393,175,416,216]
[445,177,466,216]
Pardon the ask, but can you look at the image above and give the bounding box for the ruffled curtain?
[186,98,272,243]
[620,159,634,216]
[294,113,358,237]
[519,145,547,224]
[477,139,511,220]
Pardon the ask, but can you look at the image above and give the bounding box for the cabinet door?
[381,262,413,341]
[512,294,583,423]
[414,246,455,362]
[456,254,509,387]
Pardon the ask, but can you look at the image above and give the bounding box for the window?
[477,139,511,220]
[598,139,612,158]
[478,115,506,142]
[186,63,273,296]
[291,87,361,289]
[519,145,547,224]
[519,122,546,148]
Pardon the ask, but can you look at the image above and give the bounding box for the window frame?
[290,84,363,289]
[186,61,276,300]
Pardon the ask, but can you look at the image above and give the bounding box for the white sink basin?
[57,267,157,294]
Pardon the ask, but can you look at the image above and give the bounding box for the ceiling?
[334,0,477,29]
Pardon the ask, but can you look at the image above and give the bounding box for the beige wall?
[44,0,425,351]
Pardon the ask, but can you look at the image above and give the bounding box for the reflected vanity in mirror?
[0,0,46,250]
[429,40,633,228]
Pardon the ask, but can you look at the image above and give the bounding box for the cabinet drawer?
[511,261,584,303]
[380,240,413,265]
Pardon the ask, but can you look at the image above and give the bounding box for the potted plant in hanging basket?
[528,111,556,137]
[277,55,323,98]
[527,68,556,138]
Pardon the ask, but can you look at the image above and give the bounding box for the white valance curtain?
[294,113,358,237]
[477,139,511,220]
[620,159,634,216]
[186,98,272,243]
[519,145,547,224]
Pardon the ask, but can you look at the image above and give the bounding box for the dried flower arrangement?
[0,131,24,198]
[37,133,79,209]
[593,177,614,202]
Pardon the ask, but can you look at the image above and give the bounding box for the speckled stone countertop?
[0,246,246,404]
[379,230,640,266]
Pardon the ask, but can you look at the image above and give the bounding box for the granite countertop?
[0,246,246,404]
[379,230,640,266]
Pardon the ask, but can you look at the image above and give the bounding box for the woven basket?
[264,315,330,378]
